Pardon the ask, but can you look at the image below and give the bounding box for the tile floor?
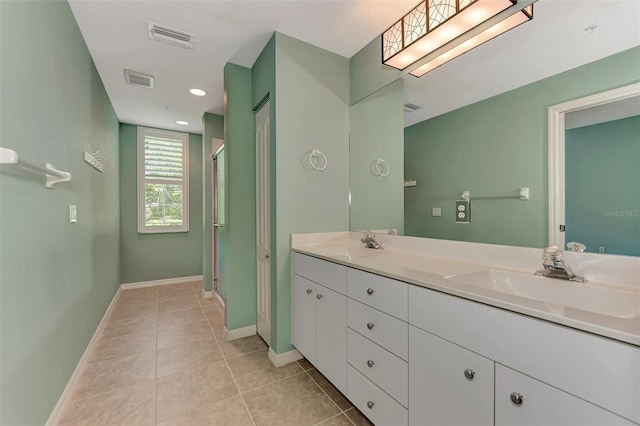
[58,282,373,426]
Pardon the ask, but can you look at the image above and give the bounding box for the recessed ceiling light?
[189,88,207,96]
[176,120,189,126]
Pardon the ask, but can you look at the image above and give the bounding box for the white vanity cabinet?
[409,325,494,426]
[292,253,347,393]
[291,250,640,426]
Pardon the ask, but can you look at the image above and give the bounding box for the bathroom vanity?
[291,232,640,426]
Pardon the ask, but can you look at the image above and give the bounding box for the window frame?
[137,126,190,234]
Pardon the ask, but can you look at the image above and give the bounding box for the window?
[137,127,189,233]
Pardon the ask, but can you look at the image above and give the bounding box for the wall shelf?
[0,147,72,188]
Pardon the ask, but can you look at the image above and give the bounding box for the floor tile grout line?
[303,368,353,420]
[342,408,359,426]
[314,412,346,426]
[232,365,307,396]
[222,346,270,362]
[77,348,157,372]
[204,309,257,426]
[103,311,157,325]
[66,378,157,404]
[298,364,355,425]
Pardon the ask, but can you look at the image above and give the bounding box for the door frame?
[547,82,640,248]
[212,140,224,295]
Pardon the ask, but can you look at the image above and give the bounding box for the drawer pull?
[367,360,375,368]
[510,392,524,406]
[306,289,312,294]
[317,294,323,300]
[366,322,374,330]
[367,401,375,409]
[464,368,475,380]
[366,288,375,295]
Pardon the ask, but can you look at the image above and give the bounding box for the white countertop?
[291,234,640,347]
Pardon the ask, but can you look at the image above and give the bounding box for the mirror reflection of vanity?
[349,0,640,257]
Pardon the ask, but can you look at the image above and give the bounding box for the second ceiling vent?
[124,69,155,89]
[147,22,195,50]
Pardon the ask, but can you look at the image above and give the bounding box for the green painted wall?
[0,1,120,424]
[223,63,257,331]
[565,116,640,256]
[350,36,402,105]
[350,79,405,234]
[404,47,640,248]
[272,33,351,353]
[202,113,224,293]
[119,124,203,283]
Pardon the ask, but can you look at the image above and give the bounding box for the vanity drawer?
[347,298,408,360]
[292,252,346,295]
[347,364,408,426]
[347,268,408,321]
[347,328,408,407]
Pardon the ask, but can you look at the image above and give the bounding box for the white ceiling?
[402,0,640,127]
[69,0,639,135]
[68,0,416,134]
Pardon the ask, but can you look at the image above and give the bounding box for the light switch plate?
[455,200,470,223]
[69,204,77,223]
[432,207,442,217]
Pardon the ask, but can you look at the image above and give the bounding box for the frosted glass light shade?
[382,0,533,74]
[411,4,533,76]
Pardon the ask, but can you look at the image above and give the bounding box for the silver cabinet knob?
[367,360,375,368]
[366,322,374,330]
[306,289,312,294]
[366,288,375,295]
[464,369,475,380]
[510,392,524,406]
[367,401,375,409]
[316,294,323,300]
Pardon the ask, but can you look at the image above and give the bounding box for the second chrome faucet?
[535,246,587,283]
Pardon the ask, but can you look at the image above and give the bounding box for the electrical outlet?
[432,207,441,217]
[599,246,606,254]
[455,200,470,223]
[69,204,77,223]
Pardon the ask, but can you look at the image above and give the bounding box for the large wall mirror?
[349,0,639,256]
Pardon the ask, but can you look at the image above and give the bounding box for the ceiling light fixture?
[382,0,534,77]
[189,88,207,96]
[176,120,189,126]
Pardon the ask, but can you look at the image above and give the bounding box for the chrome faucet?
[535,246,586,283]
[361,231,382,249]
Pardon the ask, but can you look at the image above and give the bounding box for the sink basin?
[445,270,639,319]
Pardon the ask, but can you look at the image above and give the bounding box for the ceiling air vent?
[147,22,195,50]
[404,103,422,113]
[124,69,155,89]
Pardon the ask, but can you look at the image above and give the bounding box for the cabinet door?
[409,326,494,426]
[495,364,635,426]
[316,284,347,394]
[292,275,317,365]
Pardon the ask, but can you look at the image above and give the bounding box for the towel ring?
[373,158,390,177]
[310,149,328,171]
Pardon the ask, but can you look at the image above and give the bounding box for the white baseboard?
[202,290,212,299]
[213,291,225,307]
[223,324,256,341]
[268,347,302,368]
[46,286,121,425]
[120,275,203,290]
